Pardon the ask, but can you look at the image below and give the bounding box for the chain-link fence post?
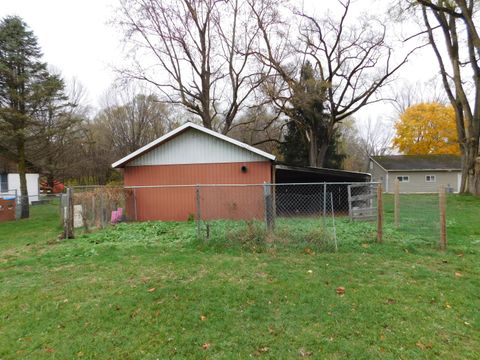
[133,188,138,221]
[323,182,327,218]
[196,185,201,238]
[264,182,274,231]
[376,183,383,243]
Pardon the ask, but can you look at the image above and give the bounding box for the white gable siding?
[127,128,266,166]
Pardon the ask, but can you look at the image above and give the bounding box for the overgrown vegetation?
[0,195,479,358]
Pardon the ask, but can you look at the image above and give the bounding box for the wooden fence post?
[63,187,74,239]
[377,183,383,243]
[394,179,400,227]
[439,186,447,250]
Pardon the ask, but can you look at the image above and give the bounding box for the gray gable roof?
[371,155,461,171]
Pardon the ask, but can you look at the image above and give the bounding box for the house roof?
[112,122,276,168]
[275,163,371,182]
[371,155,461,171]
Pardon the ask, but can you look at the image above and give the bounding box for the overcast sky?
[1,0,440,123]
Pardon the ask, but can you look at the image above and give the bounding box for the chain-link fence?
[195,183,379,251]
[59,182,380,249]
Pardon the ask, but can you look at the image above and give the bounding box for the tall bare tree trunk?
[464,141,480,194]
[316,143,329,168]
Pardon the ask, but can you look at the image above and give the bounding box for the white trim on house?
[112,122,276,168]
[425,175,436,182]
[457,173,462,193]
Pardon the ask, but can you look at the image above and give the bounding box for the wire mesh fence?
[59,182,380,250]
[197,184,329,251]
[383,180,446,248]
[60,186,134,232]
[57,181,448,251]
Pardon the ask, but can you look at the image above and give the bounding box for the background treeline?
[1,0,479,219]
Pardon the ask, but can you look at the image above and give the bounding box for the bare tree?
[250,0,419,167]
[360,117,395,157]
[96,85,179,156]
[116,0,266,134]
[27,77,89,189]
[392,77,448,116]
[415,0,480,194]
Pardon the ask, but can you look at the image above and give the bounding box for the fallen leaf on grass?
[361,243,369,248]
[254,347,269,356]
[44,348,55,353]
[202,343,210,350]
[385,298,396,305]
[77,351,85,357]
[130,308,141,318]
[299,348,313,357]
[454,272,462,277]
[307,270,313,274]
[416,341,432,350]
[200,315,207,321]
[304,247,314,255]
[147,288,156,292]
[336,287,345,296]
[140,276,151,284]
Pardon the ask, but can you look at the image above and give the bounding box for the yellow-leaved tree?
[393,102,460,155]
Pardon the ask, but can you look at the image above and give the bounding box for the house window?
[425,175,436,182]
[0,173,7,193]
[397,175,409,182]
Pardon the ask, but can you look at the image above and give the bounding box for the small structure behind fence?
[60,182,381,248]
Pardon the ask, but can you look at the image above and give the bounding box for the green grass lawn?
[0,195,479,359]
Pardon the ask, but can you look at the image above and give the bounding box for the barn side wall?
[124,161,272,221]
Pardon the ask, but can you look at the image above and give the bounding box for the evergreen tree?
[0,16,65,218]
[281,62,345,168]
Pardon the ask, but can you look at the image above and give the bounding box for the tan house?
[369,155,462,193]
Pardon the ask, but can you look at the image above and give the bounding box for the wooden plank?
[352,208,376,214]
[353,215,376,221]
[350,193,376,201]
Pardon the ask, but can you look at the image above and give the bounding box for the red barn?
[112,122,371,221]
[112,122,276,221]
